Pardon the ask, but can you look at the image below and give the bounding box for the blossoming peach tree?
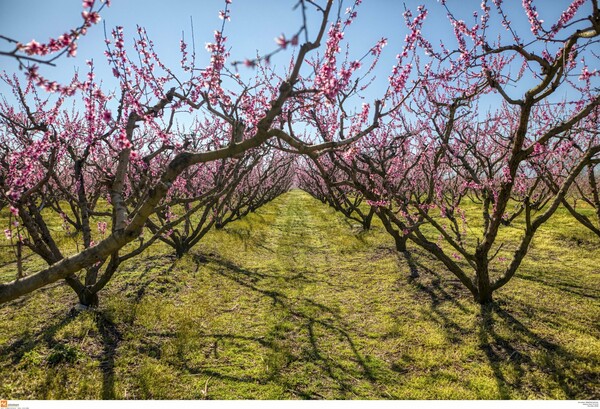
[300,0,600,303]
[0,0,410,306]
[1,0,598,308]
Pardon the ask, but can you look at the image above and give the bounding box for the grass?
[0,189,599,399]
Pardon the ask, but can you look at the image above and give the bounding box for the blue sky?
[0,1,592,114]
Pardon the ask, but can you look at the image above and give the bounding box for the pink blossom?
[522,0,543,36]
[82,11,101,24]
[97,221,107,235]
[21,40,44,56]
[102,110,112,123]
[370,38,387,56]
[218,10,230,21]
[275,34,288,49]
[551,0,585,34]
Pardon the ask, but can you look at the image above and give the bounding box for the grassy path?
[0,190,599,399]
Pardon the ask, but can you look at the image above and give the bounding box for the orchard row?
[0,0,598,307]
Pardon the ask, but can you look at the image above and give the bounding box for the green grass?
[0,189,599,399]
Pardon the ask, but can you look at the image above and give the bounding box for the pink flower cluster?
[522,0,543,36]
[579,64,598,81]
[202,30,229,104]
[551,0,586,35]
[18,1,108,58]
[116,129,132,150]
[366,200,389,207]
[274,33,299,50]
[25,65,81,94]
[97,221,108,236]
[312,18,364,102]
[5,132,52,201]
[389,6,428,94]
[370,38,387,57]
[314,22,345,100]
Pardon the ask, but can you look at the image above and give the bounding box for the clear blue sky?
[0,1,590,113]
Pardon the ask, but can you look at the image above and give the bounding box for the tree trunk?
[393,234,407,252]
[474,251,493,304]
[401,250,419,278]
[377,211,407,252]
[174,244,188,259]
[588,164,600,231]
[363,207,375,230]
[474,286,493,304]
[77,286,99,308]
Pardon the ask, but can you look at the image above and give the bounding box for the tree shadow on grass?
[116,254,178,302]
[0,307,122,399]
[400,253,472,343]
[516,272,600,301]
[479,303,599,399]
[399,250,420,279]
[0,311,77,367]
[187,254,391,399]
[397,251,599,399]
[402,252,470,309]
[94,311,121,400]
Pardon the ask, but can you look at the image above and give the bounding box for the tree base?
[74,303,91,311]
[475,294,494,305]
[77,289,99,308]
